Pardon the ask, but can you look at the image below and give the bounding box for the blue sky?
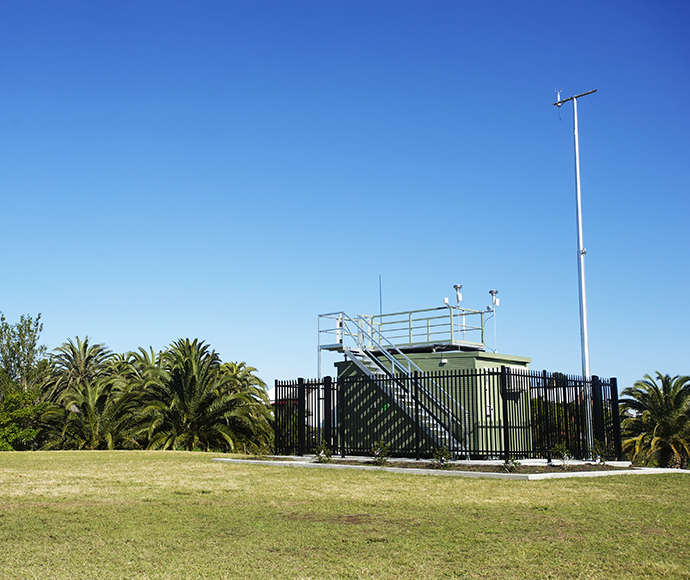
[1,1,688,392]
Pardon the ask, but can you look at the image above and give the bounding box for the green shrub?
[372,439,390,466]
[314,441,332,463]
[503,457,521,473]
[551,443,573,468]
[432,445,453,469]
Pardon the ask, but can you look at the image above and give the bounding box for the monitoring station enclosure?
[275,299,621,460]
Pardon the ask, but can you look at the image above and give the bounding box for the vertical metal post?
[414,372,420,461]
[561,376,569,450]
[314,378,321,448]
[591,375,605,444]
[573,97,591,383]
[500,366,510,460]
[379,275,383,317]
[324,376,332,451]
[610,378,623,460]
[554,89,597,454]
[543,370,551,462]
[480,312,485,347]
[339,378,345,458]
[574,97,594,455]
[489,290,498,353]
[318,316,322,382]
[274,380,281,454]
[297,378,305,456]
[448,306,454,343]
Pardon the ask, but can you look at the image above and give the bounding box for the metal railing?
[319,307,486,354]
[274,368,622,461]
[370,306,486,348]
[319,311,469,454]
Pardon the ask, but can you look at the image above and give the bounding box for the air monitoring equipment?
[489,289,499,307]
[453,284,463,304]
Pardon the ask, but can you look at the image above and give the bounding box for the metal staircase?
[320,312,470,456]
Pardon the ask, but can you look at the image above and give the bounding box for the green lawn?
[0,452,688,579]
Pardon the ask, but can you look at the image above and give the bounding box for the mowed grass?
[0,452,688,580]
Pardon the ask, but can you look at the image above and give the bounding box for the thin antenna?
[453,284,464,340]
[379,275,382,317]
[489,290,499,353]
[555,89,563,120]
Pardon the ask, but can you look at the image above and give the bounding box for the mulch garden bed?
[326,459,628,473]
[245,456,630,474]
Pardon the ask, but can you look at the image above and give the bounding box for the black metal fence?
[274,377,335,457]
[274,367,622,460]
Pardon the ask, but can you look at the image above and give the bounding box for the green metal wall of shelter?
[334,351,533,457]
[335,349,531,378]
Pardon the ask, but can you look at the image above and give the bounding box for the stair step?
[341,323,466,452]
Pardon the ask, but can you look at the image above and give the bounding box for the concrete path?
[211,456,689,481]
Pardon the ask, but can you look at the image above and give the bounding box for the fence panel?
[274,378,329,455]
[274,368,621,460]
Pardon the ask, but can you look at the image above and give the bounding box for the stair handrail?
[337,312,469,453]
[338,312,420,377]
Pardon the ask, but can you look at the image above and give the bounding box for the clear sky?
[1,1,688,394]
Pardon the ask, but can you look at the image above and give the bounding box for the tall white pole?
[555,89,596,454]
[573,97,590,381]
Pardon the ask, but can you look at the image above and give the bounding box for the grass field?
[0,452,688,579]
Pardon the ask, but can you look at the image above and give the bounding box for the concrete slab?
[211,457,689,481]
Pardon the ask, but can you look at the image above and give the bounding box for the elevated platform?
[361,343,485,356]
[319,306,488,354]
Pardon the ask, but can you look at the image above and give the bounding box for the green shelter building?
[319,303,533,457]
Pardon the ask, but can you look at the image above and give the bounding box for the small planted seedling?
[372,439,390,466]
[551,443,573,469]
[432,445,453,469]
[314,441,332,463]
[503,457,521,473]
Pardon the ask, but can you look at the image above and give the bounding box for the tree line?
[0,313,273,453]
[2,311,689,467]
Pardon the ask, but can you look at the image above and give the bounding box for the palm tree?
[140,339,273,452]
[619,372,690,468]
[38,338,152,449]
[220,362,274,453]
[40,374,143,450]
[41,337,114,403]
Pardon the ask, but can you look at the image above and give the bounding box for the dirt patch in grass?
[285,512,375,525]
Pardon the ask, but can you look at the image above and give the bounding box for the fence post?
[561,376,569,452]
[414,372,420,461]
[297,378,305,456]
[610,378,623,460]
[324,376,332,451]
[273,380,280,454]
[339,377,345,458]
[500,366,510,460]
[542,370,551,462]
[591,375,605,445]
